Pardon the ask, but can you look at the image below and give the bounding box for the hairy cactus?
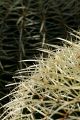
[0,31,80,120]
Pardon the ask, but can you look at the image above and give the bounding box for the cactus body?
[0,32,80,120]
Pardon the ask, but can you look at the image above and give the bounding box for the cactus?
[0,31,80,120]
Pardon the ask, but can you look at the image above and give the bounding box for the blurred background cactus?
[0,0,80,104]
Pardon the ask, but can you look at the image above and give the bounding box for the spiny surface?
[1,40,80,120]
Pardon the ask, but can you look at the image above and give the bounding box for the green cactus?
[0,30,80,120]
